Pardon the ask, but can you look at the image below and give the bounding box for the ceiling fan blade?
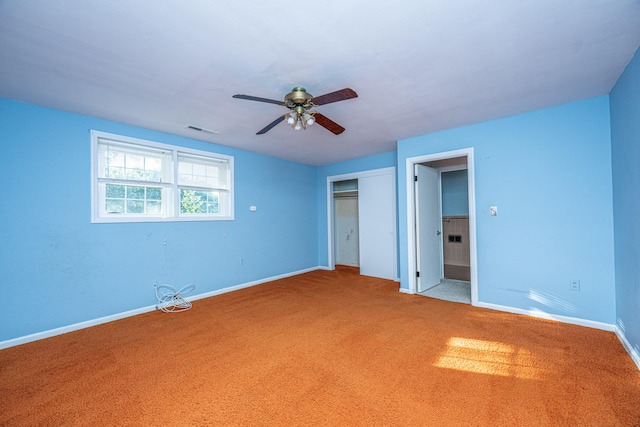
[313,113,346,135]
[233,94,285,106]
[256,115,285,135]
[311,88,358,106]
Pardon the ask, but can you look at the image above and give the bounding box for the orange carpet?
[1,267,639,426]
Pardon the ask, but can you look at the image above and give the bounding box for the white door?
[358,173,395,280]
[415,164,442,292]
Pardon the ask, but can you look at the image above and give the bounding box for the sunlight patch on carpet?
[434,337,548,380]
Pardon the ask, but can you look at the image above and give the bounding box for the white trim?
[405,148,478,304]
[326,167,397,277]
[615,326,640,371]
[476,301,616,331]
[187,266,321,302]
[0,266,323,350]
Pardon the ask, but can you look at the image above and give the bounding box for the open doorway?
[333,179,359,267]
[406,149,478,305]
[416,159,470,303]
[327,168,397,280]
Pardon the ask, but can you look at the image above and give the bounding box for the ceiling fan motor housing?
[285,87,313,107]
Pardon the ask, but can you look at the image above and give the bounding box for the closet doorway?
[327,168,397,280]
[333,179,359,267]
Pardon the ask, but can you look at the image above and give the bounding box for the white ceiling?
[1,1,639,165]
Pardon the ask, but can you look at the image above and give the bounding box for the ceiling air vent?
[186,125,218,134]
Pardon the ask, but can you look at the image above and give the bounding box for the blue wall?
[441,170,469,216]
[0,89,630,343]
[398,96,616,323]
[0,99,318,342]
[610,48,640,356]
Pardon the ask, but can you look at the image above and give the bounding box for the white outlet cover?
[490,206,498,216]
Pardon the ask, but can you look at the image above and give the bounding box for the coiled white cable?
[155,284,195,312]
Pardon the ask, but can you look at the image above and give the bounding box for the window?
[91,131,233,223]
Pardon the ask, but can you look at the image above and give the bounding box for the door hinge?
[414,175,418,182]
[416,271,420,278]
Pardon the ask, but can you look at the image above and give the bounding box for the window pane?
[127,154,144,170]
[180,189,221,214]
[145,171,161,182]
[146,157,162,171]
[127,186,145,200]
[106,184,125,198]
[180,189,205,213]
[146,201,162,214]
[106,152,125,169]
[107,166,125,179]
[102,146,166,182]
[178,156,228,190]
[178,162,192,174]
[147,187,162,200]
[105,185,163,215]
[106,199,125,213]
[127,200,144,213]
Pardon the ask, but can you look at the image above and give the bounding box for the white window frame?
[91,130,234,223]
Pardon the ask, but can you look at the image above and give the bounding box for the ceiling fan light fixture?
[304,112,315,126]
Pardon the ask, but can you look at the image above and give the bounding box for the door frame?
[405,148,478,304]
[327,167,397,279]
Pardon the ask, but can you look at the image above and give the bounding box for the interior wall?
[397,96,616,324]
[441,170,469,216]
[0,98,319,343]
[610,47,640,356]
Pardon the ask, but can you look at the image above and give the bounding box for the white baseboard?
[615,326,640,371]
[0,266,324,350]
[187,266,323,302]
[398,288,414,295]
[475,301,616,331]
[0,305,158,350]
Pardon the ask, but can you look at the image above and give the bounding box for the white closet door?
[358,172,395,280]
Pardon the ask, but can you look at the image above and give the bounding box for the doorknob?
[436,231,441,236]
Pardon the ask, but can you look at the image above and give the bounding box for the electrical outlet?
[240,258,245,265]
[570,279,580,291]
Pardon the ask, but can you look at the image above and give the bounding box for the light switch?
[490,206,498,216]
[250,206,257,212]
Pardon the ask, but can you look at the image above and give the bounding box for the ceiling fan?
[233,87,358,135]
